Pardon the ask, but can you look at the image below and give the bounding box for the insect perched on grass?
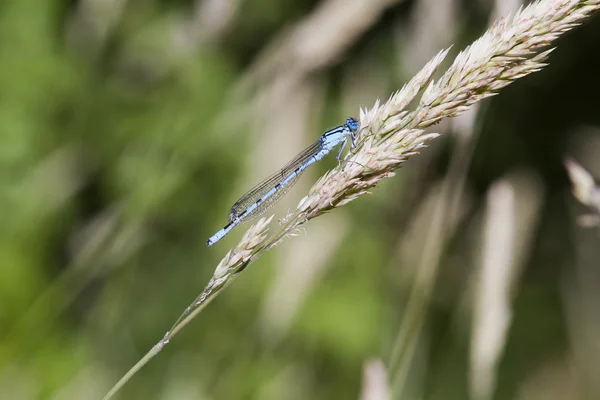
[207,117,360,246]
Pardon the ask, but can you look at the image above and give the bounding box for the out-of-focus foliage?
[0,1,599,399]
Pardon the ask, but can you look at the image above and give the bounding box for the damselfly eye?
[346,117,359,131]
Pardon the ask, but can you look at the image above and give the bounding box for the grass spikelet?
[565,158,600,226]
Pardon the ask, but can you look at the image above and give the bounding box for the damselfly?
[207,117,360,246]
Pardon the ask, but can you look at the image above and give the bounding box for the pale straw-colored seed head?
[565,158,600,214]
[213,215,274,280]
[288,0,600,228]
[218,0,600,297]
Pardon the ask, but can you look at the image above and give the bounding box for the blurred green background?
[1,0,600,399]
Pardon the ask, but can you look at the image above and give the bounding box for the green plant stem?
[101,275,239,400]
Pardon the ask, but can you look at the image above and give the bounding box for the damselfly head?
[346,117,359,132]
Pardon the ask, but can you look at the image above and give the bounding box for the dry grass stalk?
[565,158,600,211]
[565,158,600,226]
[235,0,402,94]
[103,1,600,398]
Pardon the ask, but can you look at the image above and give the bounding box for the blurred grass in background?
[0,0,599,399]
